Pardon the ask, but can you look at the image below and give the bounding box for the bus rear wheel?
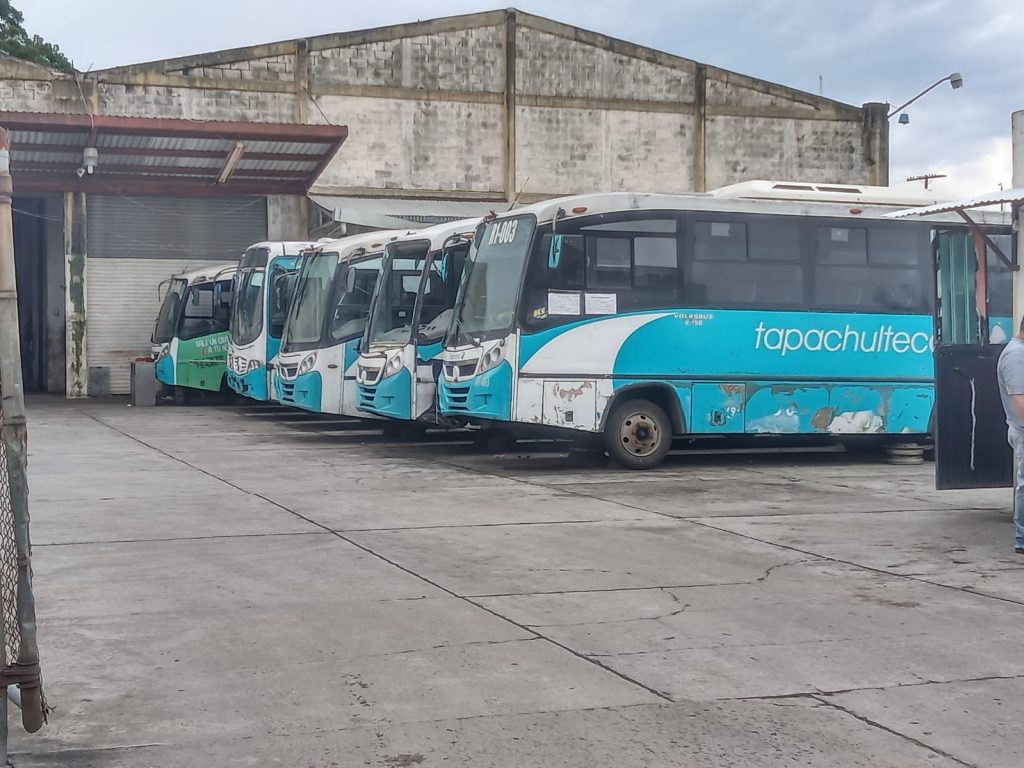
[604,398,671,470]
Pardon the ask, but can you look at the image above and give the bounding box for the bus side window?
[586,238,631,289]
[522,216,680,330]
[181,284,216,339]
[689,218,803,308]
[813,225,928,313]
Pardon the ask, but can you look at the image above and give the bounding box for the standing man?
[997,318,1024,554]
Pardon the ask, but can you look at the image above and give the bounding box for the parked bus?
[274,230,413,415]
[227,241,314,401]
[357,219,478,425]
[437,188,999,468]
[151,264,236,402]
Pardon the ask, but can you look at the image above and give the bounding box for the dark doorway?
[12,196,49,392]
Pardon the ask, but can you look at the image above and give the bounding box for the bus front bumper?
[439,361,513,421]
[227,367,269,401]
[357,368,413,421]
[275,371,323,412]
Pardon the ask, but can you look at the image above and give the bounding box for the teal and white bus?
[227,241,314,402]
[274,230,413,415]
[438,186,997,468]
[152,264,236,402]
[356,219,478,424]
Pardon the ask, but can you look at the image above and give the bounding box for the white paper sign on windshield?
[585,293,617,315]
[548,291,581,316]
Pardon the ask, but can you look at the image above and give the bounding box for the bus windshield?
[231,268,265,346]
[447,215,535,345]
[365,241,430,347]
[153,278,188,344]
[282,249,340,353]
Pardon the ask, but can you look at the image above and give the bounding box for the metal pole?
[887,75,954,118]
[1012,111,1024,331]
[0,129,45,739]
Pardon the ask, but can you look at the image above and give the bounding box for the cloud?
[897,136,1014,196]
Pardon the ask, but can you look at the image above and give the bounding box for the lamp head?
[949,72,963,89]
[898,113,910,125]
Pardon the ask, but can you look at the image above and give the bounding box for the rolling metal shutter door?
[86,195,268,394]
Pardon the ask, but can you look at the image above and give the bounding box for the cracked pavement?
[10,398,1022,767]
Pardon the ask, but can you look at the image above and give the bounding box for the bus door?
[268,265,297,343]
[934,229,1014,489]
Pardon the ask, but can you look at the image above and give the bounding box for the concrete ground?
[8,397,1023,767]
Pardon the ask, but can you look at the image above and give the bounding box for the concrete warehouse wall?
[1,10,888,207]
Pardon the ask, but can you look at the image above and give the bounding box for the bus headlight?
[383,353,404,379]
[297,352,318,376]
[477,343,505,375]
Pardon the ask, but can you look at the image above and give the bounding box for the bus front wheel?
[604,398,671,470]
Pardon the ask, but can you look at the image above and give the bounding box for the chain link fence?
[0,402,21,670]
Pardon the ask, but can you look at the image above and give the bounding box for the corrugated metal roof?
[97,134,235,152]
[1,111,347,195]
[238,158,319,172]
[886,187,1024,218]
[11,130,86,147]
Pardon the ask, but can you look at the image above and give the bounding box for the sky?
[19,0,1023,195]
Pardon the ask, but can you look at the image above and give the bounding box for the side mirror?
[345,267,357,294]
[548,235,564,269]
[548,234,585,269]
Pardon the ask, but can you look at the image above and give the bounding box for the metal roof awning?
[310,194,502,230]
[886,186,1022,271]
[885,187,1024,218]
[0,111,348,196]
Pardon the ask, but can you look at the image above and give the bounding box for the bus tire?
[604,398,671,470]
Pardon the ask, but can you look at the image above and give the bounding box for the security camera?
[83,147,98,175]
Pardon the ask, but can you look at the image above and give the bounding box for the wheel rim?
[619,411,662,458]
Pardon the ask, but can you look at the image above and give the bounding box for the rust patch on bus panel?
[551,381,593,400]
[812,407,837,431]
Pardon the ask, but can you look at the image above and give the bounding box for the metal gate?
[85,195,268,393]
[1,127,46,761]
[934,230,1015,489]
[935,345,1014,489]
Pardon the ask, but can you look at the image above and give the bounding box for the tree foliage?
[1,0,73,72]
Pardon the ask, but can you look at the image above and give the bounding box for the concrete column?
[266,195,306,240]
[64,191,87,398]
[502,9,518,203]
[44,196,65,394]
[692,65,707,192]
[293,39,310,124]
[862,102,890,187]
[1012,110,1024,332]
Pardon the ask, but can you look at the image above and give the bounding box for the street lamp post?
[888,73,964,120]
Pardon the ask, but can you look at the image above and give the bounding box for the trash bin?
[130,358,157,407]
